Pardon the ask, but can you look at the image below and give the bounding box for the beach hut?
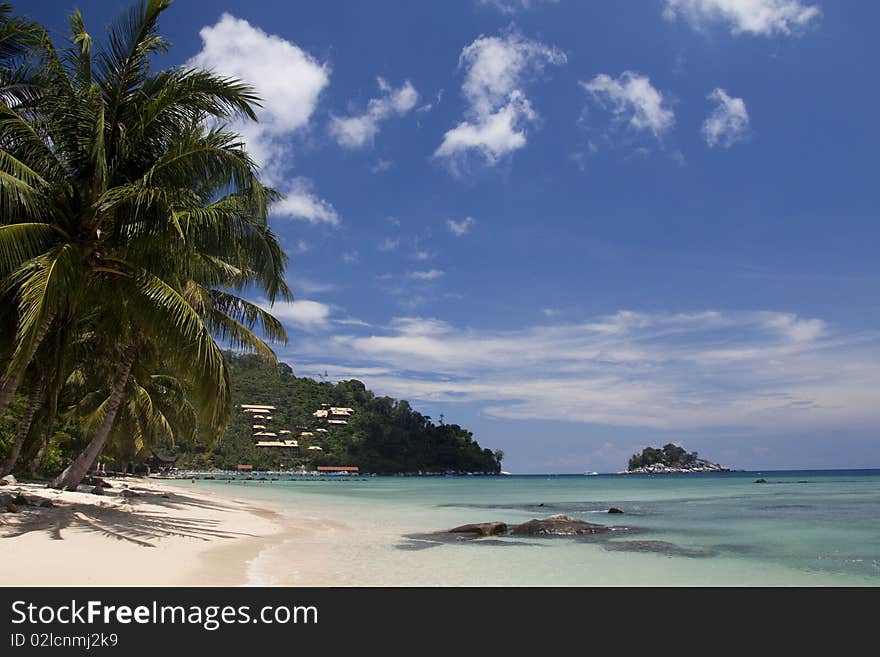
[145,452,177,473]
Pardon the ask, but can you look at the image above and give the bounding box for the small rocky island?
[622,444,729,474]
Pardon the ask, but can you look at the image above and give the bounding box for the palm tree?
[0,1,291,487]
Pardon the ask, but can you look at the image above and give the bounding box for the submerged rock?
[510,514,612,536]
[449,521,508,537]
[754,479,767,484]
[603,540,714,558]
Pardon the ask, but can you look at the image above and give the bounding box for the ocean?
[185,469,880,586]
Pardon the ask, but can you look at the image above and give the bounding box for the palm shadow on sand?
[0,490,258,548]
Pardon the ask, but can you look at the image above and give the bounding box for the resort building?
[312,405,355,425]
[240,404,276,413]
[256,440,299,449]
[317,466,359,474]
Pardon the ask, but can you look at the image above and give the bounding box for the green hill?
[171,352,501,474]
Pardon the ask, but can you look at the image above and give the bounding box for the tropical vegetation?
[0,1,289,487]
[171,352,502,474]
[627,444,701,471]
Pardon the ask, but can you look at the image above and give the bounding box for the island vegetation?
[626,444,728,474]
[172,352,502,474]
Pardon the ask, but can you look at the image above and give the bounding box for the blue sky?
[30,0,880,472]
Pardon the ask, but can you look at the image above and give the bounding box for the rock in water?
[5,503,18,513]
[511,514,612,536]
[608,507,624,514]
[603,540,714,558]
[449,522,508,537]
[39,499,55,508]
[0,474,15,486]
[754,479,767,484]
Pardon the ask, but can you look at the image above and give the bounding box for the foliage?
[627,443,699,471]
[0,1,289,484]
[172,352,502,474]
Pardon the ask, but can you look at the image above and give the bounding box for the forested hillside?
[172,352,502,474]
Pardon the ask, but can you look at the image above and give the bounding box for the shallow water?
[184,470,880,586]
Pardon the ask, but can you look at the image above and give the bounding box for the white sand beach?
[0,478,291,586]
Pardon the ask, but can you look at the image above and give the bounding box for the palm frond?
[0,223,66,277]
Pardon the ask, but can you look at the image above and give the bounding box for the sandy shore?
[0,477,288,586]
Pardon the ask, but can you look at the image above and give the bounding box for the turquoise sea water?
[186,470,880,586]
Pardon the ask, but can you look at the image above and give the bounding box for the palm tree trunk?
[0,309,56,420]
[51,340,138,490]
[0,375,42,477]
[29,392,57,473]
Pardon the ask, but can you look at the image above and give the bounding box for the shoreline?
[0,477,290,587]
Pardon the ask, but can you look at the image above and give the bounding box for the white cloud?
[435,33,565,165]
[292,240,310,254]
[378,237,400,252]
[260,299,330,330]
[581,71,675,140]
[189,14,330,182]
[408,269,445,280]
[289,277,336,294]
[270,178,339,225]
[413,250,432,261]
[702,88,750,147]
[478,0,559,14]
[329,78,419,149]
[447,217,475,236]
[371,158,394,174]
[663,0,821,37]
[288,309,880,431]
[342,251,359,264]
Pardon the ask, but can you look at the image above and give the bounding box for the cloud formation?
[447,217,476,236]
[329,78,419,149]
[663,0,821,37]
[290,310,880,431]
[190,15,338,224]
[408,270,445,280]
[260,299,331,330]
[478,0,559,14]
[702,88,750,147]
[270,178,340,225]
[435,33,566,165]
[581,71,675,140]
